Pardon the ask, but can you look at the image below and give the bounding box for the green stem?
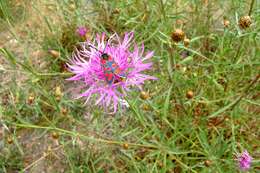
[232,37,244,63]
[160,0,166,20]
[248,0,255,16]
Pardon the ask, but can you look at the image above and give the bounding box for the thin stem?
[233,37,245,63]
[7,122,157,149]
[37,72,72,77]
[248,0,255,16]
[230,74,260,110]
[167,45,174,83]
[160,0,166,20]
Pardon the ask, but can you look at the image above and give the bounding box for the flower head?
[67,32,156,113]
[239,16,252,29]
[171,29,185,42]
[236,150,253,171]
[76,26,88,37]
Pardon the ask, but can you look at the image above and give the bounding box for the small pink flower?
[67,32,156,113]
[76,26,88,37]
[236,150,253,171]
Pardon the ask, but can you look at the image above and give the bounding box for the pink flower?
[76,26,88,37]
[67,32,156,113]
[236,150,253,171]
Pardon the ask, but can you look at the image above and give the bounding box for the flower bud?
[204,160,212,167]
[123,143,129,149]
[223,19,230,28]
[186,90,194,99]
[171,29,185,42]
[61,107,68,115]
[239,16,252,29]
[142,104,150,111]
[28,94,35,105]
[140,91,149,100]
[7,136,13,144]
[51,132,59,139]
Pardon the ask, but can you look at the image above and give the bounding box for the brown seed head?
[7,136,13,144]
[140,91,149,100]
[51,132,59,139]
[239,16,252,29]
[184,38,190,47]
[28,94,35,104]
[204,160,212,167]
[61,107,68,115]
[175,64,181,70]
[142,104,150,111]
[186,90,194,99]
[171,29,185,42]
[223,19,230,28]
[123,143,129,149]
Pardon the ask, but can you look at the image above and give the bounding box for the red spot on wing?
[101,59,106,65]
[105,67,111,71]
[105,73,113,80]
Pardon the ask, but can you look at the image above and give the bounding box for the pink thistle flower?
[76,26,88,37]
[236,150,253,171]
[67,32,156,113]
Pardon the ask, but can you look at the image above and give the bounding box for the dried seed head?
[142,104,150,111]
[48,50,60,58]
[174,64,181,70]
[239,16,252,29]
[61,107,68,115]
[186,90,194,99]
[123,143,129,149]
[140,91,149,100]
[28,94,35,104]
[184,38,190,47]
[7,136,13,144]
[223,19,230,28]
[51,132,59,139]
[171,29,185,42]
[204,160,212,167]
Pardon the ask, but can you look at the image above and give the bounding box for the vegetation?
[0,0,259,172]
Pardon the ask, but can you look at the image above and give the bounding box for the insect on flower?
[88,43,126,85]
[67,32,156,113]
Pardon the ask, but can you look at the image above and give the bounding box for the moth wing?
[104,68,115,85]
[114,68,126,79]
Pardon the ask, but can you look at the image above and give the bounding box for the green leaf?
[163,84,173,117]
[0,48,17,67]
